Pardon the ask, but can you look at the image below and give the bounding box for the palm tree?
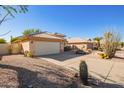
[0,5,28,25]
[0,5,28,36]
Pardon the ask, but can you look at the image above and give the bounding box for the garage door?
[33,41,60,56]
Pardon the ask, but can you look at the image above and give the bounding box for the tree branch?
[0,13,9,26]
[0,30,11,37]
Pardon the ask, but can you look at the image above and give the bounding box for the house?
[67,38,93,50]
[15,32,66,56]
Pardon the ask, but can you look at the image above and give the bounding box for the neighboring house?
[15,32,66,56]
[67,38,93,50]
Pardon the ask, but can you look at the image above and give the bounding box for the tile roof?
[32,33,64,40]
[67,38,93,43]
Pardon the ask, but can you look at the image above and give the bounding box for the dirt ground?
[0,55,77,88]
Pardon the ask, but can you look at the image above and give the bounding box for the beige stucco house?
[67,38,93,50]
[15,33,66,56]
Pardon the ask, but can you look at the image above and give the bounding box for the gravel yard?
[0,55,77,88]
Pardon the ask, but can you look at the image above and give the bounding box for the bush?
[24,51,33,57]
[99,53,109,59]
[102,31,120,58]
[79,60,88,85]
[0,38,6,44]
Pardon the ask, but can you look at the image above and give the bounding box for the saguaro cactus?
[79,60,88,85]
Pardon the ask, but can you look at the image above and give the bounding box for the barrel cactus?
[79,60,88,85]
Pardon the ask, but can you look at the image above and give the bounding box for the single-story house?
[67,38,93,50]
[15,32,66,56]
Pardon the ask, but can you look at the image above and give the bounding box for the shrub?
[24,50,28,57]
[24,51,33,57]
[99,53,109,59]
[27,51,33,57]
[102,31,120,58]
[0,38,6,44]
[79,60,88,85]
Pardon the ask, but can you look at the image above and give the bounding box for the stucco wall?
[87,43,93,50]
[60,42,64,52]
[22,41,30,52]
[69,43,93,50]
[32,41,60,56]
[11,43,22,54]
[0,44,10,55]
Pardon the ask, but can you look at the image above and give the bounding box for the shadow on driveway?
[39,51,85,62]
[114,56,124,60]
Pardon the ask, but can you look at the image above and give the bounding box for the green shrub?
[99,53,109,59]
[0,38,6,44]
[24,51,33,57]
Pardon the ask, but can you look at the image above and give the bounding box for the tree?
[120,42,124,47]
[10,37,19,43]
[0,5,28,36]
[93,37,103,49]
[93,37,103,42]
[0,38,6,44]
[102,31,121,58]
[22,29,41,35]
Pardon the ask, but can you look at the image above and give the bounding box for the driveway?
[38,50,124,87]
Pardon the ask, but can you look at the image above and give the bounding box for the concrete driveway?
[38,50,124,86]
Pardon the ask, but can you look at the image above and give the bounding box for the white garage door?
[33,41,60,56]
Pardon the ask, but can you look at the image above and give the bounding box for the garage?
[19,33,66,56]
[33,41,60,56]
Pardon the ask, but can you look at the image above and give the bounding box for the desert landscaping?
[0,5,124,88]
[0,48,124,88]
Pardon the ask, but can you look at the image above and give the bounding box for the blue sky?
[0,5,124,41]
